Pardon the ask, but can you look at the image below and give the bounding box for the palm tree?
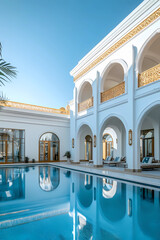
[0,42,17,87]
[0,42,17,103]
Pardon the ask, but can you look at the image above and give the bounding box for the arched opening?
[101,63,125,103]
[78,82,93,112]
[39,166,60,192]
[85,135,92,160]
[39,132,60,162]
[77,124,93,162]
[100,118,126,166]
[138,105,160,165]
[138,33,160,87]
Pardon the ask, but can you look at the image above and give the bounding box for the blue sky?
[0,0,143,108]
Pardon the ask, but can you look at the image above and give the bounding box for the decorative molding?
[138,63,160,87]
[101,82,125,103]
[74,8,160,81]
[78,97,93,112]
[0,101,70,115]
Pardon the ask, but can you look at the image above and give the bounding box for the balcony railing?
[0,101,70,115]
[138,63,160,88]
[101,81,125,103]
[78,97,93,112]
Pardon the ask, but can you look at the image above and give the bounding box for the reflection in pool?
[0,166,159,240]
[39,167,60,191]
[0,168,25,201]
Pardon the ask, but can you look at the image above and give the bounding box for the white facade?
[0,106,70,161]
[70,0,160,170]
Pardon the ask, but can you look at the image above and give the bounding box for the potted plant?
[25,157,29,163]
[64,151,71,163]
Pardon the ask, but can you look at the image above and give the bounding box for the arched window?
[85,135,92,160]
[39,132,59,162]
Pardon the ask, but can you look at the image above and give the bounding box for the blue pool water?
[0,166,159,240]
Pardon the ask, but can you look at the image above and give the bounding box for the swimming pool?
[0,166,159,240]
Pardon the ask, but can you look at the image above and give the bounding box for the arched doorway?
[76,124,93,162]
[100,117,126,164]
[138,104,160,163]
[140,129,154,160]
[103,134,113,160]
[39,132,60,162]
[85,135,92,160]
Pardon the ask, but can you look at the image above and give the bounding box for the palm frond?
[0,59,17,86]
[0,43,1,57]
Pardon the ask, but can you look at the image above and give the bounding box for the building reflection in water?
[102,178,117,199]
[77,214,93,240]
[39,166,60,192]
[0,168,25,201]
[77,174,93,208]
[138,187,160,239]
[0,167,159,240]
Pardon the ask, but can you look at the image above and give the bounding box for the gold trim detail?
[74,8,160,81]
[0,101,70,115]
[138,63,160,87]
[101,82,125,102]
[78,97,93,112]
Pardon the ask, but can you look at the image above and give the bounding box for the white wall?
[0,107,70,161]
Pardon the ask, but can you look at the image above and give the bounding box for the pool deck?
[50,162,160,189]
[1,162,160,189]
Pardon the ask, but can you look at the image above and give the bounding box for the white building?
[70,0,160,171]
[0,102,70,163]
[0,0,160,171]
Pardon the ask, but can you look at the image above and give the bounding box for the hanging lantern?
[128,129,132,146]
[94,135,96,147]
[72,138,74,148]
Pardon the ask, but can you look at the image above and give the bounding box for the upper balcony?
[78,81,93,113]
[100,62,126,103]
[138,32,160,88]
[78,97,93,112]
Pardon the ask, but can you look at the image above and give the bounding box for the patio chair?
[104,157,121,166]
[140,157,160,169]
[103,156,112,164]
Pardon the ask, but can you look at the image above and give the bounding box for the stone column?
[93,72,102,166]
[126,45,139,171]
[73,87,80,163]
